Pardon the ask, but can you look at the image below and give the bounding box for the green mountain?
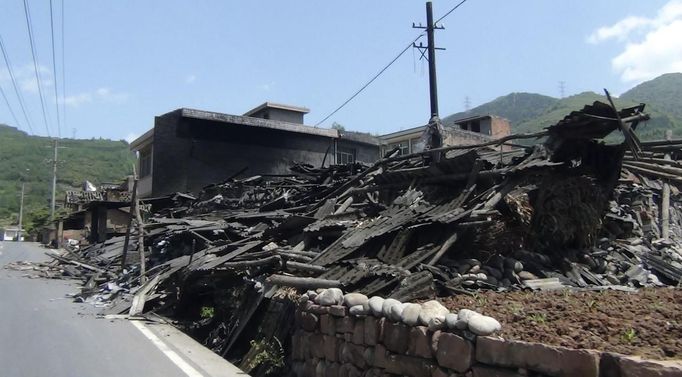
[443,92,558,127]
[621,73,682,121]
[443,73,682,141]
[0,124,135,231]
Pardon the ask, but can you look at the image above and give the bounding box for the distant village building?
[58,179,133,244]
[0,227,24,241]
[379,115,511,156]
[130,102,380,198]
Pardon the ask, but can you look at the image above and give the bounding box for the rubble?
[9,100,682,375]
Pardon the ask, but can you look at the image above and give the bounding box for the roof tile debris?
[9,100,682,375]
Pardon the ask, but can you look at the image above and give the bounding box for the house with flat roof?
[130,102,380,198]
[379,114,511,156]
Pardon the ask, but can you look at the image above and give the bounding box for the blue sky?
[1,0,680,141]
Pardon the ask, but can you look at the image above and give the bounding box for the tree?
[331,122,345,131]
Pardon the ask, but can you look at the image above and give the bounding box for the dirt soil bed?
[440,287,682,360]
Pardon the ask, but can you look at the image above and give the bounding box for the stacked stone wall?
[289,290,682,377]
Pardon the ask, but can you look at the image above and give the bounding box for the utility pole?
[18,182,25,242]
[426,1,439,119]
[413,2,445,120]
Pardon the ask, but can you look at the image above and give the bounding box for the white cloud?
[185,74,196,84]
[612,20,682,82]
[260,81,275,91]
[0,64,52,94]
[588,0,682,82]
[587,16,651,44]
[125,132,139,143]
[62,92,93,107]
[60,87,128,107]
[96,87,110,96]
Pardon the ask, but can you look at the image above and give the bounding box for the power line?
[49,0,62,137]
[434,0,468,24]
[0,35,35,133]
[23,0,52,137]
[0,83,23,129]
[314,33,424,127]
[60,0,66,132]
[314,0,469,126]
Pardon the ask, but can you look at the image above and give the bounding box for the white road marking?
[130,320,205,377]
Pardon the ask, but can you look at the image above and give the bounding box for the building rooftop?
[180,108,338,138]
[242,102,310,117]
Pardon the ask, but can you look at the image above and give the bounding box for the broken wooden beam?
[265,274,342,289]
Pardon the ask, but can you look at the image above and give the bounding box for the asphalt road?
[0,241,245,377]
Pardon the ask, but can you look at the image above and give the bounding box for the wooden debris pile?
[18,100,682,375]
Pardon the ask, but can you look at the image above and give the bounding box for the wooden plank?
[129,274,161,316]
[265,274,342,289]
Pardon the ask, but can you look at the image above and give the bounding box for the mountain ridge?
[442,73,682,140]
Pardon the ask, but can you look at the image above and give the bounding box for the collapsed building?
[16,101,682,376]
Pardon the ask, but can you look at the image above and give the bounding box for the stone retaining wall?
[290,299,682,377]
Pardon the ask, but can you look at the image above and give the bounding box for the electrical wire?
[49,0,62,137]
[0,83,23,130]
[314,0,470,126]
[60,0,66,133]
[23,0,52,137]
[434,0,468,24]
[0,35,35,133]
[314,33,424,127]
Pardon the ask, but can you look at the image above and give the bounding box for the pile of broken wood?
[10,100,682,375]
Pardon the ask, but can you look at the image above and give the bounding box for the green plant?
[528,313,547,324]
[244,337,285,374]
[622,328,637,343]
[586,299,597,310]
[472,292,488,307]
[199,306,215,319]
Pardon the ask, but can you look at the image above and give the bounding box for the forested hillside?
[0,124,135,231]
[443,73,682,141]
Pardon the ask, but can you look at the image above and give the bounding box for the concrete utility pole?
[425,2,439,119]
[50,138,58,220]
[18,182,25,242]
[413,2,445,120]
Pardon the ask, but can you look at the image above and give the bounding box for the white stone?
[314,288,344,306]
[455,318,469,330]
[388,302,407,322]
[400,303,422,326]
[368,296,385,317]
[307,290,318,300]
[382,298,402,319]
[418,300,449,326]
[457,308,480,323]
[444,313,459,329]
[349,304,368,316]
[428,316,445,331]
[467,315,501,336]
[343,292,369,308]
[298,294,309,304]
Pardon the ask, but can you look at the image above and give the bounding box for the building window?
[139,147,152,178]
[336,147,356,164]
[409,138,423,153]
[388,142,409,156]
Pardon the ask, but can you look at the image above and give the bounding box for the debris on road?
[9,101,682,374]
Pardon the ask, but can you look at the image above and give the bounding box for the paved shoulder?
[0,241,245,377]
